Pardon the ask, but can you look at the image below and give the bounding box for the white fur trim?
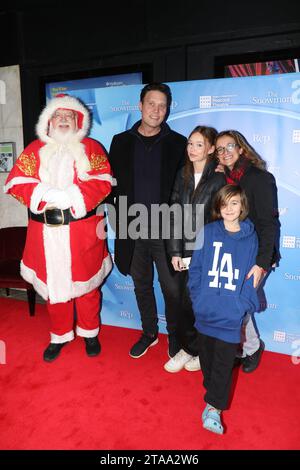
[3,176,40,193]
[50,331,74,344]
[72,255,112,298]
[38,141,91,185]
[39,144,74,187]
[36,95,90,144]
[20,261,49,300]
[79,173,117,186]
[76,326,99,338]
[66,185,87,219]
[39,144,56,183]
[21,250,112,305]
[72,142,91,176]
[43,224,73,304]
[30,182,53,214]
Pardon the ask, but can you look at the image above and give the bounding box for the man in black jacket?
[109,83,187,359]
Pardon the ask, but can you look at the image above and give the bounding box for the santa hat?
[36,94,91,143]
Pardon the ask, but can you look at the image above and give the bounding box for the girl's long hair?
[183,125,218,186]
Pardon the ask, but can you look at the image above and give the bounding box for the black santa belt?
[28,208,97,226]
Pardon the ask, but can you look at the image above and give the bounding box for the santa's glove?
[43,188,71,210]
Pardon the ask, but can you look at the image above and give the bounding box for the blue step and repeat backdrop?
[48,73,300,356]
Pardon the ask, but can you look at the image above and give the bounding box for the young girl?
[165,126,225,373]
[188,185,259,434]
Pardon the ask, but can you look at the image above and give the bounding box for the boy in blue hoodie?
[188,185,259,434]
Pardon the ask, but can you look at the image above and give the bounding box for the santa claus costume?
[4,94,115,359]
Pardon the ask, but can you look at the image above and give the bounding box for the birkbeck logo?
[292,130,300,143]
[273,330,286,342]
[199,95,212,108]
[274,329,300,346]
[282,235,300,249]
[274,333,300,365]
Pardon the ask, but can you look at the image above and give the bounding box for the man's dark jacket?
[108,121,187,275]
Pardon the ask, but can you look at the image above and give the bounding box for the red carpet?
[0,296,299,450]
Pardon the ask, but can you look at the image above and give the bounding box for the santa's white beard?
[48,126,78,144]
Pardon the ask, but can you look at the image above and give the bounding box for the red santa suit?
[4,95,115,343]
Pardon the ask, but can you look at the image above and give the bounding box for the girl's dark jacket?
[167,160,226,258]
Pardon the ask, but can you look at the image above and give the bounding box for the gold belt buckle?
[43,208,65,227]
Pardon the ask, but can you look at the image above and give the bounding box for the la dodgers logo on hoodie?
[188,219,260,343]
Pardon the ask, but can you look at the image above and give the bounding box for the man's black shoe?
[242,340,265,373]
[43,342,68,362]
[84,337,101,357]
[129,333,158,358]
